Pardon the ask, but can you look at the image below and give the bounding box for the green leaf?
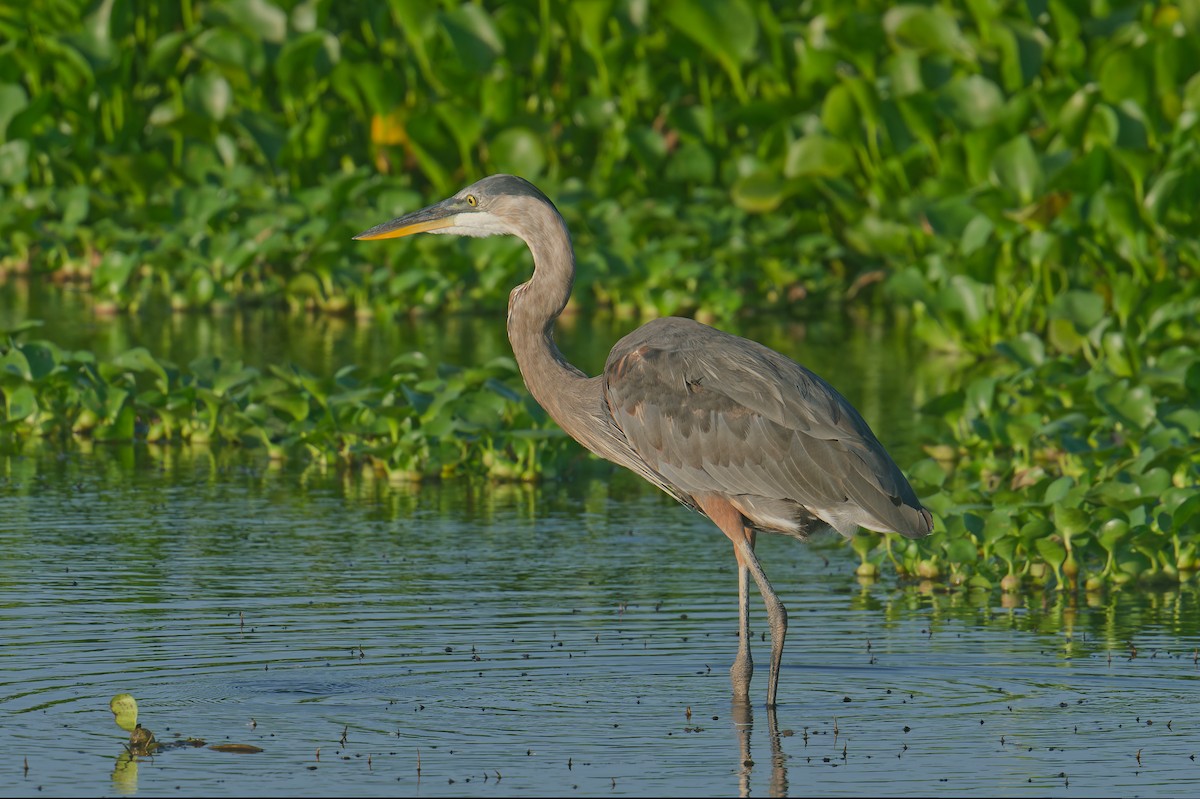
[0,348,32,381]
[1035,536,1067,573]
[1095,381,1156,431]
[730,171,788,214]
[959,215,993,256]
[20,342,61,381]
[883,5,972,59]
[109,694,139,732]
[1052,503,1088,537]
[995,333,1045,367]
[821,83,859,138]
[185,70,233,121]
[990,134,1043,204]
[0,83,29,141]
[1048,290,1105,330]
[489,127,547,178]
[1044,476,1075,504]
[665,0,757,101]
[4,384,37,421]
[108,348,171,394]
[0,140,30,185]
[441,5,504,72]
[784,136,856,179]
[936,75,1005,129]
[218,0,288,43]
[665,140,715,184]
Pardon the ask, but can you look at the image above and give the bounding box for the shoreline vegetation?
[0,1,1196,591]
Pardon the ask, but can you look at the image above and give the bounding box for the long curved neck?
[505,201,596,440]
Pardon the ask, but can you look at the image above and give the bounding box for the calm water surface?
[2,287,1199,796]
[4,449,1200,797]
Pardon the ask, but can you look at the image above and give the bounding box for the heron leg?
[736,536,787,708]
[697,495,787,706]
[732,548,753,698]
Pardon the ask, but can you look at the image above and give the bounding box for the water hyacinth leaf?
[1134,467,1171,498]
[0,348,32,381]
[731,171,788,213]
[908,457,947,489]
[1043,475,1075,505]
[483,377,522,403]
[959,215,993,256]
[936,75,1005,129]
[990,134,1043,204]
[18,341,60,381]
[0,83,29,140]
[194,27,263,74]
[938,274,989,327]
[821,83,859,138]
[944,537,979,565]
[213,366,260,397]
[1097,47,1147,110]
[185,70,233,121]
[923,195,977,239]
[845,215,911,257]
[5,384,37,421]
[1143,168,1183,222]
[97,402,136,441]
[996,332,1045,367]
[983,507,1016,543]
[964,376,997,417]
[435,102,486,160]
[628,125,668,170]
[665,140,716,183]
[219,0,288,43]
[1052,503,1088,537]
[0,140,30,185]
[1164,406,1200,436]
[1048,290,1105,330]
[784,136,857,179]
[441,4,504,72]
[664,0,757,100]
[110,348,170,394]
[1171,494,1200,533]
[1098,518,1130,551]
[883,5,972,59]
[489,127,547,178]
[1095,381,1156,431]
[1034,536,1066,568]
[1092,477,1145,507]
[276,30,341,89]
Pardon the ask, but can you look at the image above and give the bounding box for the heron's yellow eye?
[466,195,478,207]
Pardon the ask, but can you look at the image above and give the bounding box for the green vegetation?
[0,1,1197,591]
[0,322,572,481]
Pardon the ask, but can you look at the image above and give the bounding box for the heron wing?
[603,317,930,538]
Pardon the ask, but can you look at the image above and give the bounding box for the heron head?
[354,174,556,242]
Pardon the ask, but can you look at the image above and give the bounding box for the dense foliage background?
[0,0,1197,591]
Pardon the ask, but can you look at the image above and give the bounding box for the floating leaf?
[110,694,139,732]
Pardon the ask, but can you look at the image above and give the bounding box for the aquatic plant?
[0,326,574,482]
[0,0,1194,328]
[0,0,1197,589]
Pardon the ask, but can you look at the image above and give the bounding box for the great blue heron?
[356,174,933,707]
